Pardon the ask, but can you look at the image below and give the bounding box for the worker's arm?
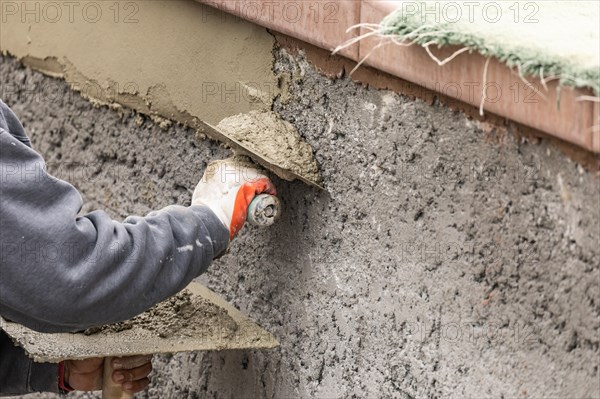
[0,330,59,396]
[0,102,234,333]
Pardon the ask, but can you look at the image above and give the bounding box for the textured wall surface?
[2,50,599,399]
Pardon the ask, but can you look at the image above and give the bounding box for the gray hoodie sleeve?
[0,101,229,335]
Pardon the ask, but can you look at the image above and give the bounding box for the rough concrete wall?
[2,48,599,399]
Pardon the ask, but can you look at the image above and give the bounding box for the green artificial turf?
[376,1,599,95]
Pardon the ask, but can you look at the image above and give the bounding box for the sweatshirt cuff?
[189,205,230,258]
[28,360,60,394]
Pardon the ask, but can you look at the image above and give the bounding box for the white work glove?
[192,158,276,240]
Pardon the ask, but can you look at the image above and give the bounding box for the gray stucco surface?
[1,50,599,399]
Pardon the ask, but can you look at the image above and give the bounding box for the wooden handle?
[102,357,134,399]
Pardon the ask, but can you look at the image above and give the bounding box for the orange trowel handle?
[102,357,134,399]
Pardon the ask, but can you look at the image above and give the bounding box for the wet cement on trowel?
[83,290,237,339]
[217,110,322,185]
[0,283,278,363]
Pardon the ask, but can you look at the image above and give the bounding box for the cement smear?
[83,290,237,339]
[217,111,322,186]
[0,0,278,125]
